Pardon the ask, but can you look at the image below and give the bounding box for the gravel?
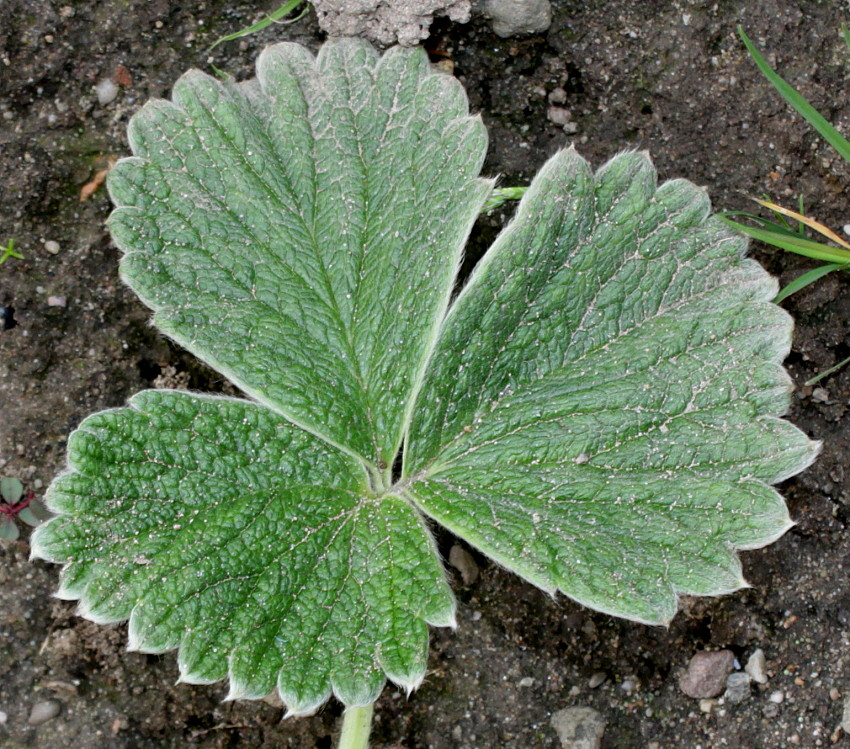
[27,699,61,726]
[481,0,552,37]
[550,706,606,749]
[724,672,752,704]
[744,649,768,684]
[311,0,472,45]
[679,650,735,699]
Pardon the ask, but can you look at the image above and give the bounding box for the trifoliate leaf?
[33,38,818,715]
[404,148,818,624]
[32,391,453,713]
[106,39,490,467]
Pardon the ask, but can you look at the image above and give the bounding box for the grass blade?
[738,25,850,164]
[774,262,847,303]
[754,199,850,248]
[209,1,308,53]
[806,353,850,386]
[721,218,850,264]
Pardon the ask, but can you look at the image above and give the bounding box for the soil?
[2,1,850,747]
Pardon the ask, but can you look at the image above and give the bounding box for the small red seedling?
[0,477,48,541]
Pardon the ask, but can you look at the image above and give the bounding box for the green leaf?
[32,390,453,714]
[107,40,491,468]
[34,40,819,714]
[0,519,19,541]
[17,505,46,528]
[1,477,23,504]
[404,149,818,625]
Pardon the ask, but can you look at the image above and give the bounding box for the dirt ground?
[2,0,850,747]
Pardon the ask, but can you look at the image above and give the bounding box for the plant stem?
[338,704,374,749]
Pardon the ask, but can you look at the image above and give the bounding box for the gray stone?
[745,648,768,684]
[482,0,551,37]
[679,650,735,698]
[548,87,567,104]
[28,699,61,725]
[550,706,605,749]
[95,79,119,106]
[547,106,572,127]
[312,0,472,46]
[588,672,606,689]
[842,694,850,733]
[724,672,752,704]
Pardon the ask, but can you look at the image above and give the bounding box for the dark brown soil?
[2,1,850,747]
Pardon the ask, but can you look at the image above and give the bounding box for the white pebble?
[745,648,768,684]
[588,672,606,689]
[44,240,60,254]
[0,710,7,724]
[769,690,784,704]
[28,699,61,725]
[842,694,850,733]
[812,387,829,403]
[518,677,534,688]
[47,296,67,307]
[547,106,572,127]
[95,79,119,105]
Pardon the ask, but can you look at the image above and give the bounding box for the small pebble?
[842,694,850,733]
[679,650,735,699]
[763,702,780,718]
[550,706,605,749]
[769,690,784,704]
[47,295,67,307]
[699,698,715,713]
[518,677,534,688]
[588,672,606,689]
[95,78,119,105]
[44,240,60,254]
[830,687,841,701]
[547,106,572,127]
[0,710,7,724]
[471,610,482,621]
[448,544,479,585]
[724,672,751,704]
[812,387,829,403]
[619,677,635,695]
[548,86,567,104]
[484,0,552,37]
[744,649,768,684]
[28,699,61,725]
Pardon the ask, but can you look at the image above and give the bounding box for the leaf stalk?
[337,704,374,749]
